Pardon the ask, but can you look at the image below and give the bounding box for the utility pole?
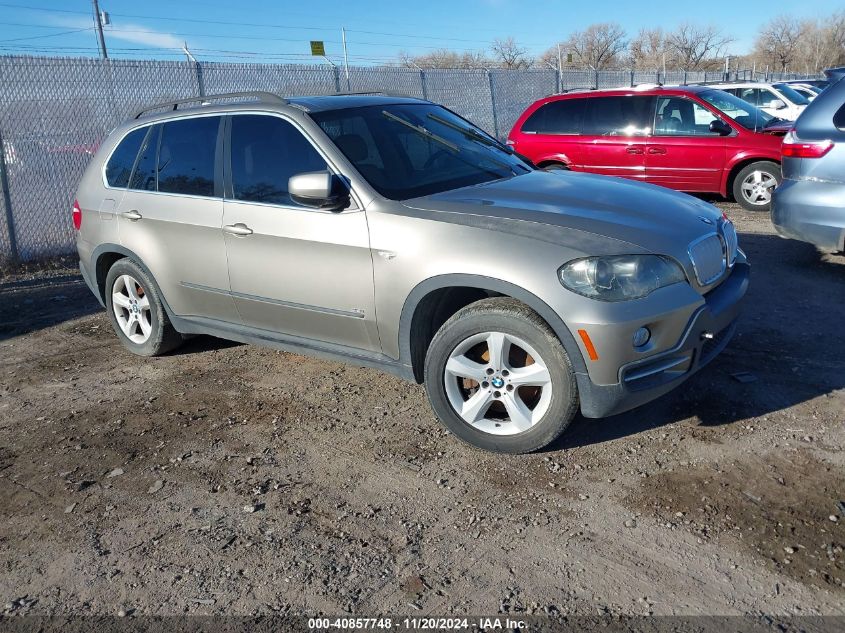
[92,0,108,59]
[341,27,350,90]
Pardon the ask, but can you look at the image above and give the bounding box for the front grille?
[688,233,726,285]
[723,221,738,266]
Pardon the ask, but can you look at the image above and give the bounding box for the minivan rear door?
[646,96,726,192]
[580,95,655,181]
[513,98,590,169]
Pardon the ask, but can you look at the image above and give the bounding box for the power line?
[0,26,92,43]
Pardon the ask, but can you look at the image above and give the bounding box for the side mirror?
[289,171,350,211]
[767,99,787,110]
[709,119,732,136]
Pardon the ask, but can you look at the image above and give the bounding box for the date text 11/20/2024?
[308,617,529,630]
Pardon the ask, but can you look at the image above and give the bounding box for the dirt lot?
[0,204,843,618]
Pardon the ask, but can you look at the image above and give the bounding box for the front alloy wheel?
[424,297,578,453]
[444,331,552,435]
[733,161,781,211]
[739,170,777,207]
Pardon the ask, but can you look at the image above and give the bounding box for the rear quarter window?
[521,99,585,134]
[105,126,148,188]
[834,103,845,130]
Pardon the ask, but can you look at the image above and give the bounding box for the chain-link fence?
[0,54,821,263]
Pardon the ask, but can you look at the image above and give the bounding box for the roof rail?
[134,91,287,119]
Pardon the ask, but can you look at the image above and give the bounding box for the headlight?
[559,255,686,301]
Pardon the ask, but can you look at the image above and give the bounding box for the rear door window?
[157,116,220,197]
[106,126,148,188]
[229,114,328,207]
[582,96,655,136]
[128,125,159,191]
[521,99,585,134]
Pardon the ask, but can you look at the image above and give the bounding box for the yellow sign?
[310,41,326,56]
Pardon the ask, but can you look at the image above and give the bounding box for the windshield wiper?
[381,111,459,152]
[426,113,514,154]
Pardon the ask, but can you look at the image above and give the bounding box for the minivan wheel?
[733,161,780,211]
[105,259,182,357]
[542,162,569,172]
[424,298,578,454]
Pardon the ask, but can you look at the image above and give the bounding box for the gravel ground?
[0,203,843,618]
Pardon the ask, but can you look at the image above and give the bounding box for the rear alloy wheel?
[105,259,182,357]
[733,161,780,211]
[112,273,152,345]
[424,298,578,453]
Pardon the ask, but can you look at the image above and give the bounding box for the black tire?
[542,162,569,172]
[104,258,182,357]
[732,161,781,212]
[423,297,578,454]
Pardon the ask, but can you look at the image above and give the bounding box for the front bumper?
[578,261,749,418]
[772,179,845,252]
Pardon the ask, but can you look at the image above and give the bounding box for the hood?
[402,170,724,261]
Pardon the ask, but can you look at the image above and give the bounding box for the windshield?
[698,89,777,131]
[311,103,532,200]
[773,83,810,105]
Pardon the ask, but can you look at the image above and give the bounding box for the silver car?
[74,92,748,453]
[772,69,845,253]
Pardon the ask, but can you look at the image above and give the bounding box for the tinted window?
[128,125,159,191]
[157,117,219,197]
[106,127,147,188]
[230,115,328,206]
[582,96,655,136]
[311,104,531,200]
[834,103,845,130]
[655,97,720,136]
[521,99,585,134]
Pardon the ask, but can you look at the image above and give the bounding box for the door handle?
[648,147,667,155]
[223,223,253,237]
[121,210,142,221]
[625,147,644,154]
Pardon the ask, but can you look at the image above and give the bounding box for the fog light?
[633,327,651,347]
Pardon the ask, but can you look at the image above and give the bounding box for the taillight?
[72,199,82,230]
[782,129,833,158]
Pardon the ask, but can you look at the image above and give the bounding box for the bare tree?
[754,15,802,71]
[666,23,732,70]
[399,49,490,69]
[562,22,627,69]
[629,27,668,69]
[490,37,532,69]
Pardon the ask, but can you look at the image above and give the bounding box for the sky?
[0,0,841,65]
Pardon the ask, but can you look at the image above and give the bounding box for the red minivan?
[508,85,789,211]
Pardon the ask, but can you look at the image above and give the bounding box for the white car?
[710,82,809,121]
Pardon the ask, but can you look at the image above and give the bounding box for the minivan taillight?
[72,199,82,230]
[782,130,833,158]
